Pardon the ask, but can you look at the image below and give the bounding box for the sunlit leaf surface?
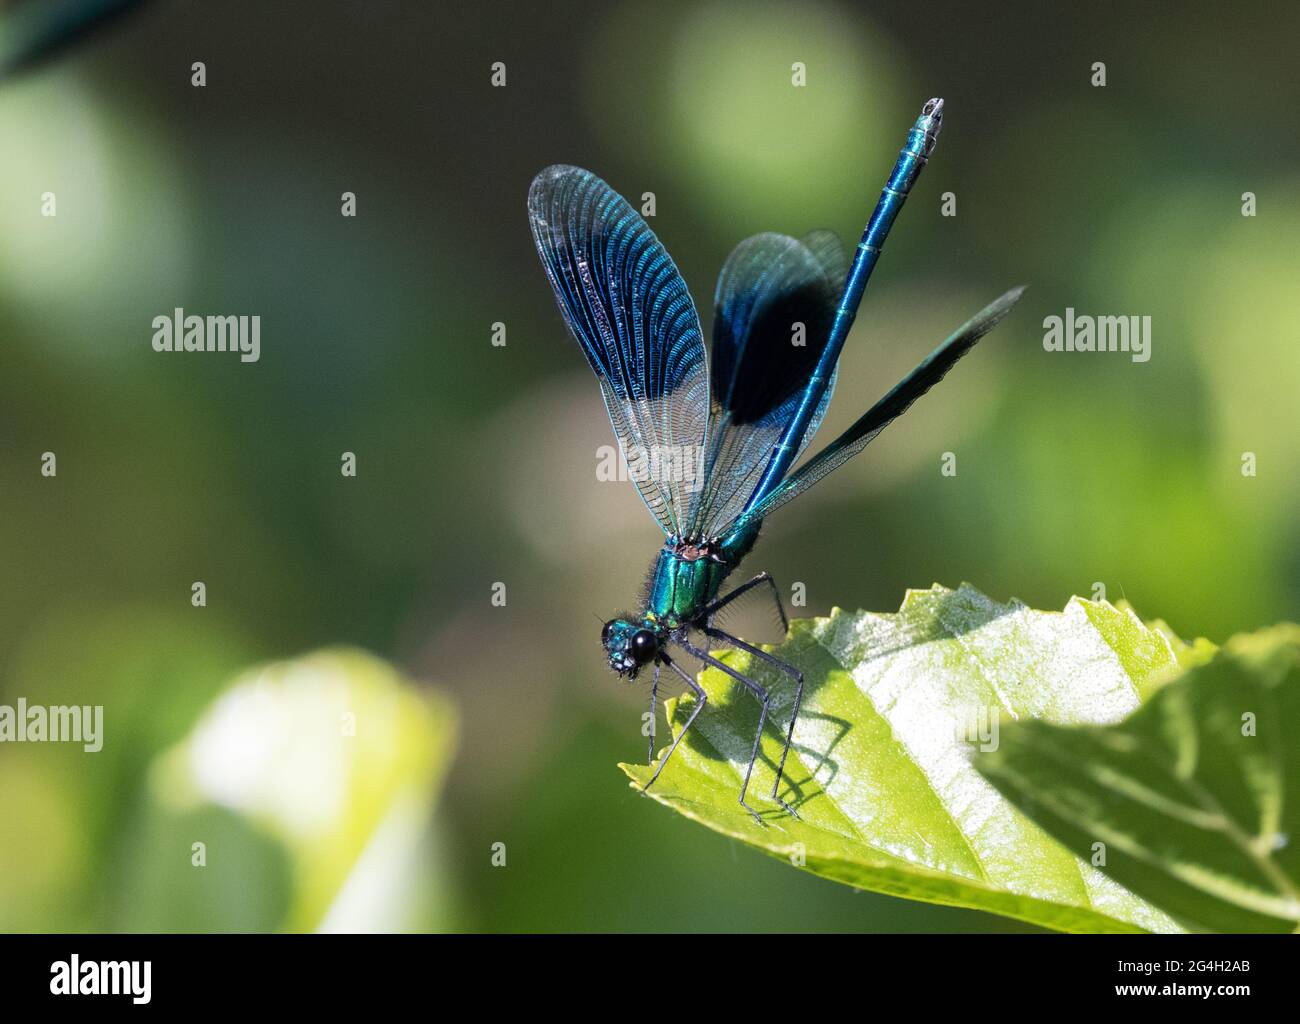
[622,584,1209,932]
[979,624,1300,933]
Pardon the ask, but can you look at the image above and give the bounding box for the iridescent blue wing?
[719,285,1026,533]
[685,230,848,538]
[528,165,708,537]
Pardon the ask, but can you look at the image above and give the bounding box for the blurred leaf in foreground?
[622,584,1213,933]
[978,624,1300,933]
[149,648,458,932]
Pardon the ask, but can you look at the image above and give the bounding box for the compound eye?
[630,630,658,664]
[601,621,614,643]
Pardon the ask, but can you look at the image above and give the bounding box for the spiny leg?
[646,661,661,765]
[699,571,789,635]
[641,654,706,794]
[677,637,774,825]
[703,625,803,818]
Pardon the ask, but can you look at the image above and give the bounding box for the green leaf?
[150,648,459,932]
[977,624,1300,933]
[621,583,1206,933]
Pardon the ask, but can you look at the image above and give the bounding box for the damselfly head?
[601,616,660,678]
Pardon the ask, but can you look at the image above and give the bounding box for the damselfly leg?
[700,571,789,635]
[646,661,660,764]
[678,636,792,824]
[702,625,803,818]
[640,653,707,794]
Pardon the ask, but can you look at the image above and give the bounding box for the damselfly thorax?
[644,526,760,628]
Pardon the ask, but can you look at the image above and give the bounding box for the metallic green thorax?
[644,523,760,627]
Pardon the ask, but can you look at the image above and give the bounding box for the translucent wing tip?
[1001,283,1029,308]
[531,163,585,184]
[965,283,1028,334]
[527,164,596,215]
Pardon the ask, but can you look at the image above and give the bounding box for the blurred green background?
[1,0,1297,932]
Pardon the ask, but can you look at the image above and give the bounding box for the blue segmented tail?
[740,97,946,515]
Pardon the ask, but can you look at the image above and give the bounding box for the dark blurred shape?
[0,0,150,80]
